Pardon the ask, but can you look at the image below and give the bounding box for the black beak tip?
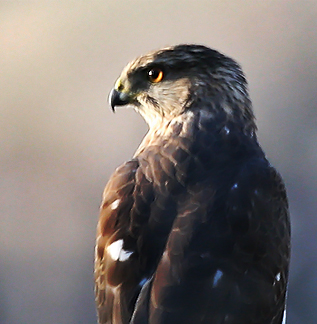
[109,88,130,112]
[109,89,118,112]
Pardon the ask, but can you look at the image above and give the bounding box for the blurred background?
[0,1,316,323]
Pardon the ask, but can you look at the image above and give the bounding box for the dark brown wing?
[95,110,290,324]
[130,112,290,324]
[131,157,290,324]
[95,119,190,324]
[95,159,139,324]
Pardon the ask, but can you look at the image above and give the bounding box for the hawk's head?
[110,44,255,132]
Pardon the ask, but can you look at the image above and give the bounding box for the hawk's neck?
[134,108,259,163]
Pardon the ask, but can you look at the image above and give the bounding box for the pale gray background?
[1,1,316,324]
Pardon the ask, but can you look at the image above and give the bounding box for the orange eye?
[147,68,164,83]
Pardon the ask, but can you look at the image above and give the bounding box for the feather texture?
[95,45,290,324]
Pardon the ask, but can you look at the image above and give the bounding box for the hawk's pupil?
[149,70,158,78]
[148,68,163,82]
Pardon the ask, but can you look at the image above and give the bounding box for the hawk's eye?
[147,68,164,83]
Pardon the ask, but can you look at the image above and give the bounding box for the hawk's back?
[95,106,290,324]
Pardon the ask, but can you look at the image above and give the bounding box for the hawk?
[95,44,290,324]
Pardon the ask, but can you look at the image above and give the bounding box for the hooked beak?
[109,89,132,112]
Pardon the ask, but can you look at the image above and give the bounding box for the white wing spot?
[282,309,286,324]
[119,249,133,261]
[231,183,238,190]
[212,270,223,287]
[223,126,230,134]
[107,239,133,262]
[275,272,281,282]
[111,199,120,210]
[107,240,123,260]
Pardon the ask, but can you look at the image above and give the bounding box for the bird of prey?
[94,44,290,324]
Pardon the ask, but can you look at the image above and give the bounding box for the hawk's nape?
[94,44,290,324]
